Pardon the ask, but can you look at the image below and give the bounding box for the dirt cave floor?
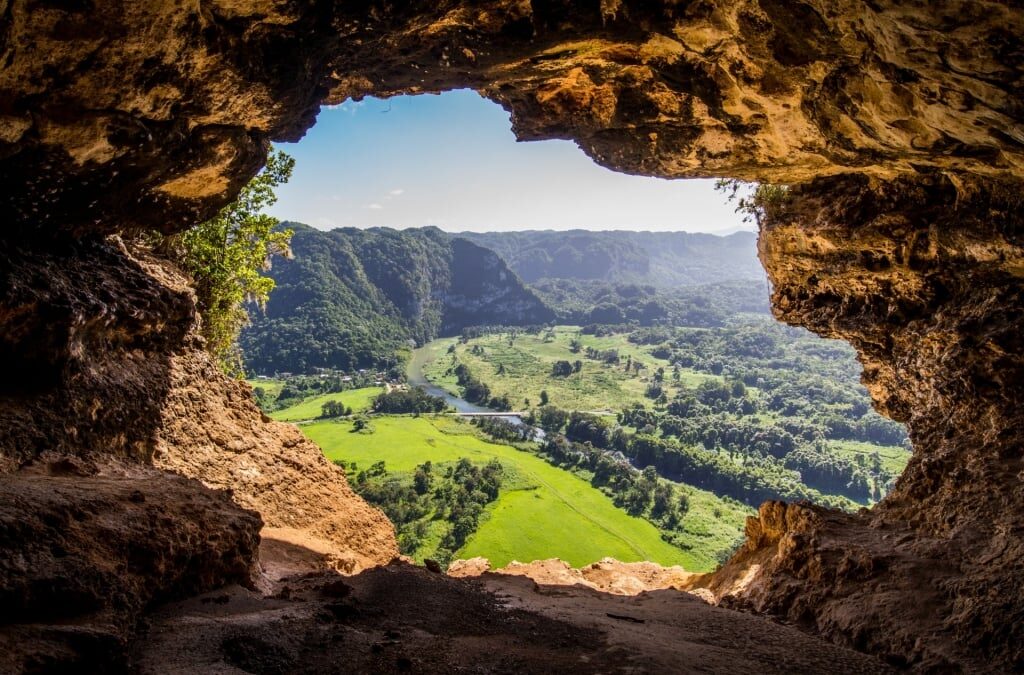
[132,540,892,674]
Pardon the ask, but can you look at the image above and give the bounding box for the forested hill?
[240,224,554,374]
[457,230,763,287]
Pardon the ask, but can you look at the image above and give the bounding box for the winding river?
[406,340,493,413]
[406,340,542,438]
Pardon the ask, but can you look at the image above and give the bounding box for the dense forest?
[342,456,505,565]
[434,319,910,509]
[240,224,553,374]
[531,278,770,327]
[458,230,763,286]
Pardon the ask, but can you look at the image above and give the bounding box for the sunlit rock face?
[703,173,1024,670]
[0,0,1022,671]
[3,0,1022,238]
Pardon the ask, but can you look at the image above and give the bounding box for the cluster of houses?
[253,367,400,388]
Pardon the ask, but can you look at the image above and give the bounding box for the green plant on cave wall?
[715,179,790,228]
[173,150,295,375]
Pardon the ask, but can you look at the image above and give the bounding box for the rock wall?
[1,0,1022,671]
[700,173,1024,670]
[0,459,262,672]
[153,335,398,573]
[3,0,1022,241]
[0,234,396,567]
[0,239,397,671]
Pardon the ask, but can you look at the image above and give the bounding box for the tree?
[715,179,790,227]
[173,150,295,374]
[539,390,549,406]
[320,400,347,418]
[413,462,433,495]
[551,360,574,377]
[538,406,569,433]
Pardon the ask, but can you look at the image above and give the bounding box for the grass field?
[302,415,747,570]
[421,327,720,413]
[269,387,382,422]
[246,378,286,399]
[829,440,911,477]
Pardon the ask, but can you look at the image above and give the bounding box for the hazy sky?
[268,89,752,234]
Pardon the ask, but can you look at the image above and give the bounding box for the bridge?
[449,411,526,417]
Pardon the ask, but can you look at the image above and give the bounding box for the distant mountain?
[240,225,554,374]
[530,278,770,326]
[457,230,763,287]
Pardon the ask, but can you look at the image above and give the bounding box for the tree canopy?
[176,150,294,374]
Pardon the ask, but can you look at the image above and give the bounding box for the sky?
[268,89,752,234]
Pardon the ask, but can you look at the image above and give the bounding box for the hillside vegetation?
[241,224,553,374]
[459,230,763,286]
[531,278,770,327]
[239,227,772,375]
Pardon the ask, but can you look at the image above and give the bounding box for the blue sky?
[268,90,751,234]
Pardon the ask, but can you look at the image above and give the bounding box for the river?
[406,340,543,438]
[406,340,493,413]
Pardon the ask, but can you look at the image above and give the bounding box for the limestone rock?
[449,556,698,596]
[2,1,1022,237]
[695,173,1024,671]
[0,460,261,673]
[1,1,1023,671]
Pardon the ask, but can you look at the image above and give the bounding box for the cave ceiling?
[1,0,1021,237]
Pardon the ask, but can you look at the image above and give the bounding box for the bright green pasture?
[421,327,720,413]
[246,378,286,398]
[302,415,741,570]
[269,387,381,422]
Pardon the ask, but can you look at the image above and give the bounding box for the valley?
[422,322,909,507]
[246,226,910,575]
[304,415,745,570]
[252,314,907,572]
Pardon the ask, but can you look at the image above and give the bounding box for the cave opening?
[2,2,1022,671]
[247,88,911,576]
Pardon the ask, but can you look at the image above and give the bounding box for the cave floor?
[132,542,892,674]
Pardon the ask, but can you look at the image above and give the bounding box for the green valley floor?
[300,415,747,571]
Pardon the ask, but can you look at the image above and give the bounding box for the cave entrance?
[247,90,910,576]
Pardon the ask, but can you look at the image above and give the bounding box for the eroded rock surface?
[131,561,892,675]
[153,338,398,573]
[449,556,699,596]
[0,458,261,673]
[0,240,398,669]
[697,173,1024,671]
[2,0,1022,239]
[1,0,1022,671]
